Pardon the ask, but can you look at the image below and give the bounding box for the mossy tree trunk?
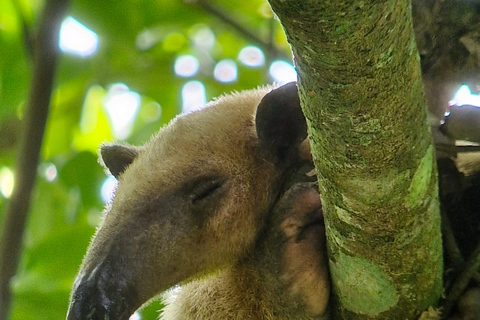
[266,1,443,319]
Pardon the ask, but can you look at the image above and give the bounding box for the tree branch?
[185,0,289,60]
[442,242,480,318]
[0,0,69,318]
[266,1,443,318]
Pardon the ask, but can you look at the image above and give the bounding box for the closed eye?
[190,177,226,205]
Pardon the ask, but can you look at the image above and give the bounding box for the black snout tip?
[66,278,136,320]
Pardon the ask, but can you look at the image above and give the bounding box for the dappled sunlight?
[103,84,141,140]
[136,27,163,51]
[269,60,297,84]
[141,101,162,123]
[174,55,200,77]
[238,46,265,68]
[0,167,14,199]
[73,85,113,153]
[214,59,237,83]
[0,0,21,34]
[78,86,107,135]
[129,312,141,320]
[449,84,480,107]
[162,32,188,52]
[73,84,163,154]
[59,16,98,57]
[182,81,206,113]
[101,176,118,204]
[40,163,58,182]
[190,25,216,51]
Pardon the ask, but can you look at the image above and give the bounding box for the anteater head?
[66,82,310,320]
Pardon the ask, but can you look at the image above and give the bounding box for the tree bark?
[0,0,69,319]
[266,1,443,319]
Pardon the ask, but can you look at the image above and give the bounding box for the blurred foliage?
[0,0,291,319]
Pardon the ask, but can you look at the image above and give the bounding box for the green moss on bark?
[330,251,399,315]
[405,145,434,208]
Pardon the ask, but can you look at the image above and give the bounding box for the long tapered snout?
[66,187,264,320]
[66,223,189,320]
[66,202,186,320]
[67,233,178,320]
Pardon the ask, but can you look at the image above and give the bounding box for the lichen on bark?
[267,1,443,319]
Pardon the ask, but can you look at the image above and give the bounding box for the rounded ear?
[99,143,139,179]
[255,82,307,163]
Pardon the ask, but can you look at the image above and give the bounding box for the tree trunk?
[266,1,443,319]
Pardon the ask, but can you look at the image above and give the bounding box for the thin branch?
[440,209,480,287]
[435,143,480,156]
[185,0,289,60]
[0,0,69,319]
[441,207,464,271]
[442,241,480,318]
[264,16,277,80]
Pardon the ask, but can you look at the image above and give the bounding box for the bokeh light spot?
[136,27,162,51]
[238,46,265,68]
[174,55,200,77]
[141,101,162,123]
[450,85,480,107]
[0,167,14,199]
[182,81,206,113]
[163,32,187,52]
[214,59,237,83]
[40,163,58,182]
[190,25,215,51]
[59,16,98,57]
[269,60,297,84]
[103,84,141,140]
[101,176,117,204]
